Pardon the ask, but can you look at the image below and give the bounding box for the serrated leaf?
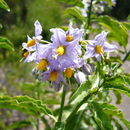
[5,119,32,130]
[92,102,113,130]
[0,96,56,121]
[104,75,130,97]
[64,7,85,22]
[0,0,10,12]
[70,75,99,105]
[96,16,128,47]
[57,0,84,8]
[0,36,14,51]
[99,103,124,118]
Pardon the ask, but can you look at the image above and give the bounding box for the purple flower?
[41,63,68,91]
[50,24,83,68]
[22,20,43,62]
[84,31,116,61]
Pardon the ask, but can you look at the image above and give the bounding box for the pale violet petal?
[74,71,86,84]
[34,20,42,36]
[103,42,117,52]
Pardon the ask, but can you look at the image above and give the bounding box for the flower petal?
[34,20,42,36]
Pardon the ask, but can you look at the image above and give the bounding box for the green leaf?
[0,36,14,51]
[0,0,10,12]
[5,119,32,130]
[104,75,130,97]
[96,15,128,47]
[99,103,124,119]
[113,90,122,104]
[64,7,85,22]
[0,96,56,121]
[122,22,130,30]
[70,75,99,105]
[57,0,84,8]
[92,102,113,130]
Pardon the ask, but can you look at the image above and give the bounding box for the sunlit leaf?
[0,96,56,121]
[0,0,10,12]
[92,102,113,130]
[104,75,130,97]
[64,7,85,22]
[96,16,128,47]
[70,75,99,105]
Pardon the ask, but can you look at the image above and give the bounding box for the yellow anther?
[95,45,103,54]
[66,34,73,42]
[37,59,48,71]
[56,46,65,56]
[50,71,58,81]
[27,39,35,47]
[23,51,29,58]
[65,68,73,78]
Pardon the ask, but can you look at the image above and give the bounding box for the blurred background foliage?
[0,0,130,129]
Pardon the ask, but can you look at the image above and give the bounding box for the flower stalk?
[58,88,66,122]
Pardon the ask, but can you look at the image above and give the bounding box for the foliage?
[0,0,130,130]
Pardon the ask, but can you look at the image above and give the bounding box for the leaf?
[70,75,99,105]
[0,36,14,51]
[92,102,113,130]
[64,7,85,22]
[99,103,124,119]
[113,90,122,104]
[0,0,10,12]
[0,96,56,121]
[57,0,84,8]
[104,75,130,97]
[122,22,130,30]
[96,15,128,47]
[5,119,32,130]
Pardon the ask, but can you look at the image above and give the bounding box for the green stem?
[58,89,66,122]
[66,61,103,124]
[87,0,93,30]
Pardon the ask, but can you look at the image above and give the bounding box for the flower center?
[37,59,48,71]
[66,34,73,42]
[65,68,73,78]
[23,51,29,58]
[56,46,65,56]
[50,71,58,81]
[27,39,35,47]
[95,45,103,54]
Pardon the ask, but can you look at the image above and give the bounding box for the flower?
[50,24,83,67]
[35,43,53,71]
[22,20,42,51]
[84,31,116,60]
[41,62,68,91]
[22,20,43,62]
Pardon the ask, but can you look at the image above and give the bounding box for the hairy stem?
[58,89,66,122]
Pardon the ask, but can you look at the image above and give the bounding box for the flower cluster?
[22,21,116,91]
